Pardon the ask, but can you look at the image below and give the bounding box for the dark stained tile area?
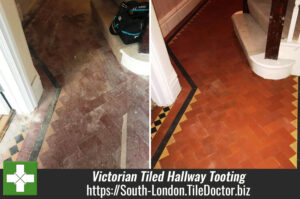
[20,0,148,168]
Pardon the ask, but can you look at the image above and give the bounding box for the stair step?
[248,0,300,40]
[91,0,149,76]
[251,53,294,80]
[232,11,267,56]
[247,0,270,34]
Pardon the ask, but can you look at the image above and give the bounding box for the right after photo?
[151,0,298,169]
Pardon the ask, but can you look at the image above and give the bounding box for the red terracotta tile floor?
[152,0,298,169]
[18,0,149,168]
[151,59,192,155]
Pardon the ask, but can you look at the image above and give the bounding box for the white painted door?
[0,85,10,115]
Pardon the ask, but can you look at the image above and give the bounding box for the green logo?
[3,161,37,196]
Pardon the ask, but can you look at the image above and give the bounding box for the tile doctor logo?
[3,161,37,196]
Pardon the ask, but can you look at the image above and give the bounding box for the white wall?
[0,0,43,113]
[152,0,202,37]
[0,0,38,85]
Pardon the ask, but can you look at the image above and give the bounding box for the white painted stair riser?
[279,41,300,76]
[250,53,294,80]
[232,11,299,80]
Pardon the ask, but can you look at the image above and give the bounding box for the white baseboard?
[158,0,202,37]
[249,53,294,80]
[31,75,43,105]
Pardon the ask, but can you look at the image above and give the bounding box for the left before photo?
[0,0,149,169]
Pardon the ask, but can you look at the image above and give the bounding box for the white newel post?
[0,0,43,114]
[151,1,181,106]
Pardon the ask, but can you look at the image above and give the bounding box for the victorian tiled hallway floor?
[13,0,148,168]
[152,0,298,169]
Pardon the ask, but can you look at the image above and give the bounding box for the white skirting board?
[158,0,202,37]
[31,75,43,105]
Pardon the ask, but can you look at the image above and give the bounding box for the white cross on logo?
[6,164,35,192]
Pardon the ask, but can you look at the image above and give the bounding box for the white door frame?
[151,1,181,106]
[0,0,42,114]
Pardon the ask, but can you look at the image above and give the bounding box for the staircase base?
[250,53,294,80]
[279,41,300,76]
[232,11,296,80]
[91,0,149,76]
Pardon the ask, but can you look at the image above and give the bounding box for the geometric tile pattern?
[8,54,59,164]
[290,77,298,168]
[0,51,58,167]
[154,89,201,169]
[23,0,149,168]
[151,65,193,157]
[168,0,211,45]
[151,106,171,140]
[157,0,298,169]
[3,131,28,163]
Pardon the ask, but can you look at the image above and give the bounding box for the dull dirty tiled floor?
[0,55,57,166]
[152,0,298,169]
[14,0,149,168]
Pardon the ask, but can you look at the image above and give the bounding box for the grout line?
[120,113,128,169]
